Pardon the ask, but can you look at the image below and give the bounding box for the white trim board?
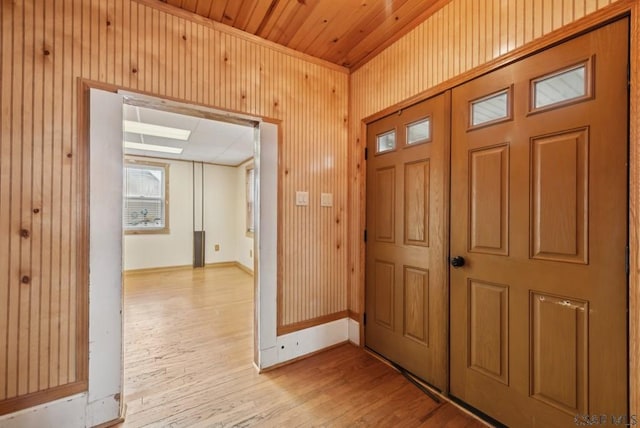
[0,394,86,428]
[260,318,354,369]
[348,318,361,346]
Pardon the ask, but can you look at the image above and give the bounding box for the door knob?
[451,256,465,268]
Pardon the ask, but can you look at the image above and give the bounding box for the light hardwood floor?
[118,266,487,427]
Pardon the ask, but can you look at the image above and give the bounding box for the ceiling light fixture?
[123,120,191,140]
[124,141,184,154]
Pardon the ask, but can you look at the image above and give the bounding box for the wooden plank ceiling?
[162,0,451,68]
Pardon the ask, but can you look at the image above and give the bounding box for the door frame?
[76,79,282,423]
[359,0,640,415]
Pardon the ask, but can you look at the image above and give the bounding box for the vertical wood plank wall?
[0,0,348,410]
[348,0,621,317]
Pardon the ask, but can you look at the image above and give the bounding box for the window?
[469,88,511,129]
[376,129,396,153]
[406,118,431,145]
[246,165,255,235]
[531,62,590,111]
[123,160,169,234]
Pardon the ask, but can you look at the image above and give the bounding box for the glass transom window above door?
[406,117,431,145]
[376,129,396,153]
[531,61,590,112]
[469,88,511,128]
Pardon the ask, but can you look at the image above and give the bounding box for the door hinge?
[364,147,368,160]
[363,312,367,325]
[364,229,367,243]
[626,245,630,275]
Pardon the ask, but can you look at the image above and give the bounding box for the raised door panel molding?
[468,144,509,255]
[374,167,396,243]
[374,260,395,330]
[468,279,509,385]
[404,159,430,247]
[530,291,588,415]
[403,266,429,346]
[531,128,588,264]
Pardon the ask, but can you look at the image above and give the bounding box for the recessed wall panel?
[468,280,509,384]
[531,292,588,414]
[403,267,429,345]
[374,261,395,330]
[375,167,396,243]
[469,145,509,255]
[531,129,588,263]
[404,160,430,247]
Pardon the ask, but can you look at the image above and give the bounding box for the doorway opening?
[86,87,279,424]
[120,97,256,273]
[119,94,258,423]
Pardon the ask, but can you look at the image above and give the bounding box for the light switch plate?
[295,191,309,206]
[321,193,333,207]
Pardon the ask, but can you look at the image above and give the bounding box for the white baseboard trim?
[271,318,349,367]
[86,395,121,428]
[0,393,87,428]
[259,346,279,368]
[0,391,122,428]
[348,318,360,345]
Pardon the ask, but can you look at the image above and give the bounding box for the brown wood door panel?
[467,279,509,385]
[468,144,510,256]
[450,18,629,427]
[530,128,588,263]
[405,159,430,247]
[366,93,449,391]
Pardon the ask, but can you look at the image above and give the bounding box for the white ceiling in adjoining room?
[122,104,255,166]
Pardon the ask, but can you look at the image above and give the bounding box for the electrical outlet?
[214,244,220,251]
[250,249,253,258]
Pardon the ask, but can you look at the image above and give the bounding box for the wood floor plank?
[118,266,487,427]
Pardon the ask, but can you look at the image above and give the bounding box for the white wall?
[203,163,242,264]
[123,157,239,270]
[235,159,255,271]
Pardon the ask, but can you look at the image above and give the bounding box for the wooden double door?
[365,18,629,427]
